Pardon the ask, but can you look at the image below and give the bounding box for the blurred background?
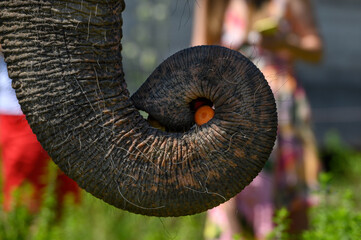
[122,0,361,149]
[1,0,360,239]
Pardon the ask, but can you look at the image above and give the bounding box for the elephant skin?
[0,0,277,217]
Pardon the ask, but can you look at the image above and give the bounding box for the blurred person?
[0,46,81,213]
[192,0,322,239]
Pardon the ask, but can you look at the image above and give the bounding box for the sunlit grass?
[57,194,206,240]
[0,162,206,240]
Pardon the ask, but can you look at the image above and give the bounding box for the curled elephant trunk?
[0,1,277,216]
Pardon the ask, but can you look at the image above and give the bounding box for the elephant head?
[0,1,277,217]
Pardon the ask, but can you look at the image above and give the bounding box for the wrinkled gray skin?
[0,1,277,217]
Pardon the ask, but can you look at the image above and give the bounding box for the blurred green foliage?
[0,163,206,240]
[267,208,290,240]
[302,188,361,240]
[322,131,361,182]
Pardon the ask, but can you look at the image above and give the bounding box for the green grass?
[302,188,361,240]
[0,163,205,240]
[56,195,206,240]
[0,174,206,240]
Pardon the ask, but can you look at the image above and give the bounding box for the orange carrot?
[195,105,215,126]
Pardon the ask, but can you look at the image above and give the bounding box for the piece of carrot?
[195,105,215,126]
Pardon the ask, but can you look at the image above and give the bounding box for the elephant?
[0,0,277,217]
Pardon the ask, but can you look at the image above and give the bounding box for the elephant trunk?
[0,0,277,217]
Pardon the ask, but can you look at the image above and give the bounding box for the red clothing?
[0,114,80,212]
